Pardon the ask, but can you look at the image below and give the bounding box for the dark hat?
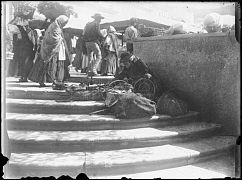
[91,13,104,20]
[120,52,132,63]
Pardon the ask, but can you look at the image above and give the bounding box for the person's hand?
[145,73,152,79]
[123,77,129,82]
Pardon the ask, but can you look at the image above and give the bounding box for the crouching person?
[115,52,163,100]
[115,52,152,83]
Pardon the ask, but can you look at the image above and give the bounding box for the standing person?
[18,24,36,82]
[7,17,35,82]
[124,18,138,54]
[7,17,22,77]
[29,15,69,89]
[100,26,119,76]
[83,13,104,76]
[41,15,70,90]
[28,29,45,85]
[72,34,87,72]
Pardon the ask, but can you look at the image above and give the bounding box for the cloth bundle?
[105,90,156,119]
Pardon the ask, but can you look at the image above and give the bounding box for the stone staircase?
[4,76,236,179]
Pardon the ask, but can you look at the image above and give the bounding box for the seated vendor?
[115,52,152,83]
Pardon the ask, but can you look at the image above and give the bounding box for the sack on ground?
[156,91,189,116]
[108,92,156,119]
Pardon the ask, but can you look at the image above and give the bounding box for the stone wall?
[133,31,240,135]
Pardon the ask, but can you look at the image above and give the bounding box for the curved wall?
[133,31,240,135]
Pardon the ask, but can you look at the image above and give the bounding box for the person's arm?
[7,17,21,35]
[137,59,153,79]
[115,67,128,80]
[8,16,20,25]
[138,58,149,73]
[130,58,151,79]
[96,22,104,40]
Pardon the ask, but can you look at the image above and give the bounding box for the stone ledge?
[133,30,235,42]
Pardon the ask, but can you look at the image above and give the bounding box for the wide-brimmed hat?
[91,13,104,20]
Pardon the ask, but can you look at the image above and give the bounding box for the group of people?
[7,13,155,90]
[7,15,72,89]
[72,15,141,77]
[74,13,120,77]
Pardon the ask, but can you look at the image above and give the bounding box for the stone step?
[8,122,221,153]
[68,74,114,84]
[6,82,53,87]
[6,99,105,114]
[5,74,114,85]
[7,136,236,178]
[6,86,103,101]
[89,154,235,179]
[6,111,199,131]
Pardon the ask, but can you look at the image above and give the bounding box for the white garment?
[124,25,138,41]
[7,24,22,39]
[71,37,77,49]
[105,35,116,52]
[58,41,66,61]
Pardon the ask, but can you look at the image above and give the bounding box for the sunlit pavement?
[92,165,228,179]
[92,154,235,179]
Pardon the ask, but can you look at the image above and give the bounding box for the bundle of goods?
[165,23,187,35]
[64,83,104,101]
[104,80,156,119]
[156,91,189,117]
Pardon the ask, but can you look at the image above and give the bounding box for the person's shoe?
[92,70,100,76]
[93,72,100,76]
[39,83,46,87]
[87,71,100,76]
[87,71,94,76]
[18,78,28,82]
[52,83,66,90]
[107,73,114,76]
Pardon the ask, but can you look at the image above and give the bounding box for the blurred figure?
[100,26,119,76]
[5,28,14,77]
[32,29,44,63]
[28,29,45,84]
[7,17,35,82]
[165,22,187,35]
[83,13,104,76]
[203,13,223,33]
[124,18,138,54]
[137,24,155,37]
[72,34,85,72]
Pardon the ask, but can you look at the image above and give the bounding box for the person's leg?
[126,42,133,54]
[86,42,94,74]
[56,59,65,84]
[39,61,48,87]
[110,52,117,75]
[92,43,102,74]
[47,56,58,84]
[18,54,25,81]
[23,54,34,81]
